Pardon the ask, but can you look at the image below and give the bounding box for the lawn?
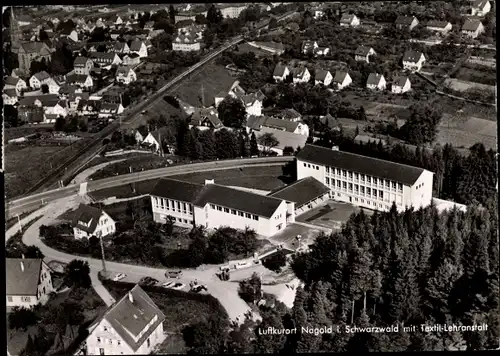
[102,280,229,334]
[171,61,236,107]
[4,126,53,142]
[89,166,287,201]
[443,78,495,92]
[436,114,497,150]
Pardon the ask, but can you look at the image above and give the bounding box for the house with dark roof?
[402,50,426,72]
[130,39,148,58]
[3,89,19,105]
[426,20,452,33]
[150,178,289,236]
[315,68,333,86]
[391,76,411,94]
[189,106,223,130]
[77,99,102,116]
[340,14,360,27]
[4,76,27,96]
[114,41,130,54]
[318,113,341,132]
[7,258,54,309]
[66,73,94,89]
[60,27,79,42]
[394,15,419,31]
[18,41,53,72]
[142,127,175,154]
[255,126,308,157]
[29,71,51,89]
[301,40,318,54]
[81,285,165,355]
[366,73,386,90]
[268,176,330,217]
[123,52,141,66]
[272,63,290,82]
[296,144,434,212]
[470,0,491,16]
[355,45,376,63]
[332,71,352,90]
[292,67,311,84]
[89,52,122,68]
[116,66,137,85]
[279,108,302,122]
[246,115,309,137]
[461,19,485,38]
[71,204,116,239]
[214,80,263,116]
[74,56,94,75]
[99,102,124,118]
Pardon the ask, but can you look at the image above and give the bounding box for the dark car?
[165,270,183,279]
[138,276,159,286]
[191,285,207,293]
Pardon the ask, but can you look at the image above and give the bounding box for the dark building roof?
[7,258,43,296]
[280,108,301,120]
[273,64,288,77]
[130,39,144,51]
[319,114,340,128]
[462,19,483,32]
[190,107,222,128]
[3,89,18,98]
[366,73,384,86]
[5,76,22,86]
[66,73,91,84]
[71,204,105,234]
[403,50,424,62]
[333,71,349,83]
[315,68,331,82]
[355,45,373,57]
[393,76,409,87]
[19,94,60,107]
[395,15,417,26]
[98,285,165,352]
[292,67,309,79]
[268,177,330,208]
[151,178,205,203]
[296,144,427,185]
[472,0,489,9]
[426,20,451,29]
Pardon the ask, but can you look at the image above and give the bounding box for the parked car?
[139,276,159,286]
[113,273,126,281]
[191,284,207,293]
[161,281,174,288]
[171,283,185,290]
[165,270,183,279]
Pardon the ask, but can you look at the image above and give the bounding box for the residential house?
[247,115,310,137]
[402,50,426,72]
[470,0,491,16]
[130,39,148,58]
[189,107,223,130]
[215,81,263,116]
[110,14,124,26]
[45,99,69,118]
[247,41,285,55]
[45,77,61,94]
[18,42,53,72]
[3,89,19,105]
[355,45,376,63]
[391,76,411,94]
[172,32,201,52]
[7,258,54,309]
[114,41,130,54]
[366,73,386,90]
[122,53,141,66]
[218,4,247,18]
[81,285,166,355]
[296,144,434,212]
[18,105,46,123]
[103,86,125,104]
[77,99,102,116]
[174,12,197,23]
[144,21,155,31]
[319,113,341,132]
[332,71,353,90]
[60,27,79,42]
[29,71,52,89]
[89,52,122,68]
[340,14,360,27]
[67,92,90,113]
[279,108,302,122]
[301,40,318,54]
[99,102,124,118]
[292,67,311,84]
[74,57,94,75]
[110,30,122,40]
[71,204,116,239]
[461,19,485,38]
[315,69,333,86]
[4,76,27,96]
[255,126,308,156]
[426,20,452,33]
[272,64,290,82]
[66,73,94,90]
[116,66,137,85]
[142,128,173,153]
[394,15,419,31]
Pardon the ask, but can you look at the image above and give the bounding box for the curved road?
[7,156,294,218]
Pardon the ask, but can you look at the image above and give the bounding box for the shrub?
[238,273,262,304]
[9,307,38,330]
[262,251,287,273]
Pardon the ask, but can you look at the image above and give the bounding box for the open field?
[437,114,497,150]
[444,78,496,92]
[4,126,54,142]
[171,61,236,107]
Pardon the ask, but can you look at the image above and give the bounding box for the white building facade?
[72,204,116,239]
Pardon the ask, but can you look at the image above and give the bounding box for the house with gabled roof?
[315,69,333,86]
[189,106,223,130]
[29,71,52,89]
[302,40,318,54]
[402,50,426,72]
[123,53,141,66]
[18,41,53,72]
[366,73,386,90]
[4,76,27,96]
[247,115,309,137]
[99,102,124,118]
[172,31,201,52]
[114,41,130,54]
[292,67,311,84]
[142,127,173,154]
[332,71,352,90]
[66,73,94,89]
[273,63,290,82]
[7,257,54,309]
[255,126,308,157]
[470,0,491,16]
[461,19,485,38]
[391,76,411,94]
[60,27,79,42]
[130,39,148,58]
[77,99,102,116]
[81,285,166,355]
[340,14,360,27]
[89,52,122,68]
[426,20,452,33]
[355,45,376,63]
[71,204,116,239]
[74,56,94,75]
[215,81,263,116]
[3,89,18,105]
[395,15,419,31]
[279,108,302,122]
[116,66,137,85]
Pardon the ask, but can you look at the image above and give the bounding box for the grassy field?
[4,126,54,142]
[171,61,236,107]
[437,114,497,150]
[89,166,287,201]
[444,78,496,92]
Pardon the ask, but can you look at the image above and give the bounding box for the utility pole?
[17,214,22,232]
[201,83,205,107]
[99,231,107,273]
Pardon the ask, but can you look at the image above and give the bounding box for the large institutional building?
[296,144,434,212]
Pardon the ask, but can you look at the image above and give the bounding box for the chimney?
[332,146,339,151]
[128,292,134,303]
[205,179,214,185]
[20,261,25,272]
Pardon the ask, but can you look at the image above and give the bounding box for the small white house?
[315,69,333,86]
[7,258,54,309]
[123,53,141,66]
[30,71,52,89]
[402,50,426,72]
[99,103,124,118]
[461,19,485,38]
[46,78,61,94]
[273,64,290,82]
[71,204,116,239]
[116,66,137,85]
[4,76,27,96]
[470,0,491,17]
[114,41,130,54]
[3,89,18,105]
[292,67,311,84]
[391,76,411,94]
[130,39,148,58]
[332,71,353,90]
[355,46,376,63]
[67,74,94,90]
[74,57,94,75]
[301,40,318,54]
[366,73,386,90]
[426,20,452,33]
[395,15,419,31]
[340,14,360,27]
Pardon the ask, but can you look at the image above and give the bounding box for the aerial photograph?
[3,1,498,354]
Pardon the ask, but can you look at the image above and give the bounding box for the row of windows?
[326,176,403,193]
[326,178,403,200]
[325,167,405,190]
[97,337,121,346]
[332,192,400,209]
[304,163,320,170]
[209,204,259,221]
[154,198,193,215]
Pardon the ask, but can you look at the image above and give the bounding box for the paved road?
[7,156,293,218]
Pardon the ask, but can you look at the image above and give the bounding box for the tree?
[262,251,287,273]
[9,307,38,331]
[214,128,239,159]
[397,104,442,145]
[169,5,176,23]
[217,96,246,128]
[250,132,259,156]
[63,259,91,288]
[187,226,208,267]
[54,117,66,131]
[207,4,223,26]
[238,272,262,304]
[258,132,279,154]
[183,315,229,354]
[4,105,19,128]
[41,84,49,94]
[268,16,278,30]
[39,28,49,42]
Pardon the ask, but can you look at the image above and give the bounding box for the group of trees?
[397,104,443,145]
